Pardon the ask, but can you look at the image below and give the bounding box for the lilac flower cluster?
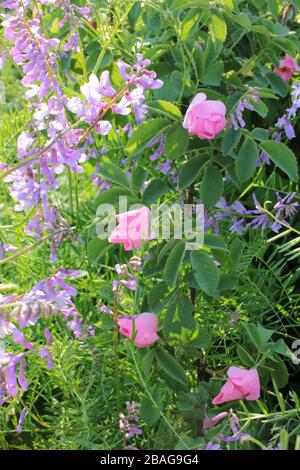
[57,1,91,53]
[0,270,93,406]
[100,257,141,317]
[0,346,28,406]
[1,0,162,266]
[202,412,251,450]
[146,134,175,177]
[258,81,300,166]
[66,54,162,128]
[203,192,298,235]
[0,243,18,260]
[119,402,142,450]
[230,90,260,130]
[275,81,300,140]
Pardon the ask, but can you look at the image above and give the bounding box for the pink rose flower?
[212,366,260,405]
[118,312,159,348]
[183,93,226,140]
[274,54,300,83]
[108,206,151,251]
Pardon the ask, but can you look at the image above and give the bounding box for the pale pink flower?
[118,312,159,348]
[212,367,260,405]
[203,411,229,430]
[108,206,151,251]
[183,93,226,140]
[274,54,300,83]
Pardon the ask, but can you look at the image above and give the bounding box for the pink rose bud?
[118,312,159,348]
[212,366,260,405]
[274,54,300,83]
[108,206,151,251]
[183,93,226,140]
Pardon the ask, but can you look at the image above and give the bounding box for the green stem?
[0,228,71,266]
[130,346,189,449]
[67,167,74,220]
[114,286,121,414]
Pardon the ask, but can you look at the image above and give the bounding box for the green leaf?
[173,0,210,9]
[222,128,241,156]
[251,128,269,141]
[252,100,268,118]
[164,241,186,287]
[224,9,252,31]
[155,347,188,387]
[148,100,182,121]
[165,125,189,161]
[140,393,161,425]
[126,118,170,156]
[202,61,224,86]
[230,238,244,271]
[143,178,169,204]
[211,13,227,43]
[98,161,129,187]
[132,166,148,191]
[181,11,201,42]
[266,72,288,97]
[218,273,238,291]
[260,141,298,181]
[269,355,289,389]
[235,138,258,182]
[94,187,133,206]
[273,339,292,359]
[157,239,177,264]
[237,345,255,367]
[203,233,228,251]
[153,71,183,102]
[243,323,273,352]
[190,251,220,295]
[200,165,224,209]
[87,239,109,264]
[128,2,141,28]
[178,155,210,189]
[148,281,169,312]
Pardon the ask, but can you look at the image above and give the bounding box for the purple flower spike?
[17,408,27,433]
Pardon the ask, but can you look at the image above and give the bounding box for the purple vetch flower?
[257,150,270,167]
[148,135,165,161]
[202,442,222,450]
[119,402,142,449]
[17,408,27,433]
[203,411,229,431]
[219,414,251,442]
[230,90,260,130]
[44,327,53,345]
[230,200,249,215]
[0,352,28,403]
[156,159,171,175]
[230,217,246,234]
[274,81,300,141]
[120,278,138,291]
[274,192,299,219]
[40,347,54,369]
[0,243,18,261]
[0,51,7,69]
[18,358,28,391]
[100,305,114,316]
[275,115,295,140]
[12,330,34,349]
[265,443,280,450]
[248,194,272,233]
